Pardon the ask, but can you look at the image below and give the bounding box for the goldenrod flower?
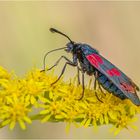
[0,96,31,130]
[0,66,11,79]
[0,66,139,135]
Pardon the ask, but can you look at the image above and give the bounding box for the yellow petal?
[84,118,91,128]
[75,114,85,119]
[130,124,137,130]
[9,121,16,130]
[49,91,53,99]
[18,119,26,130]
[80,118,87,126]
[108,111,117,120]
[31,96,36,104]
[114,127,121,136]
[1,119,11,126]
[104,115,109,124]
[100,115,104,125]
[55,115,64,119]
[25,94,30,102]
[41,114,51,123]
[40,109,50,115]
[38,96,51,103]
[65,122,71,134]
[23,116,32,124]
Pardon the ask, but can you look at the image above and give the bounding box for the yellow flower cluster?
[0,66,139,135]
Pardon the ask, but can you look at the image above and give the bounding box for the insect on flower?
[43,28,140,106]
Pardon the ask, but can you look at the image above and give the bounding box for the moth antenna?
[43,47,67,71]
[50,28,74,43]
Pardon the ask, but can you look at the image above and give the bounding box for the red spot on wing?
[86,54,103,68]
[107,68,121,77]
[120,82,136,93]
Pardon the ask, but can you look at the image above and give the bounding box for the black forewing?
[86,52,140,105]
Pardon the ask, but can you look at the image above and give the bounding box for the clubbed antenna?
[50,28,74,43]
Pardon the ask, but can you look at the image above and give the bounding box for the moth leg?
[51,62,77,85]
[77,66,81,85]
[47,56,71,71]
[77,72,85,100]
[94,71,103,103]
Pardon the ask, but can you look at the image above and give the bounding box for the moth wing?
[86,53,140,105]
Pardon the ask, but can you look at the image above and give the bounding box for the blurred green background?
[0,1,140,139]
